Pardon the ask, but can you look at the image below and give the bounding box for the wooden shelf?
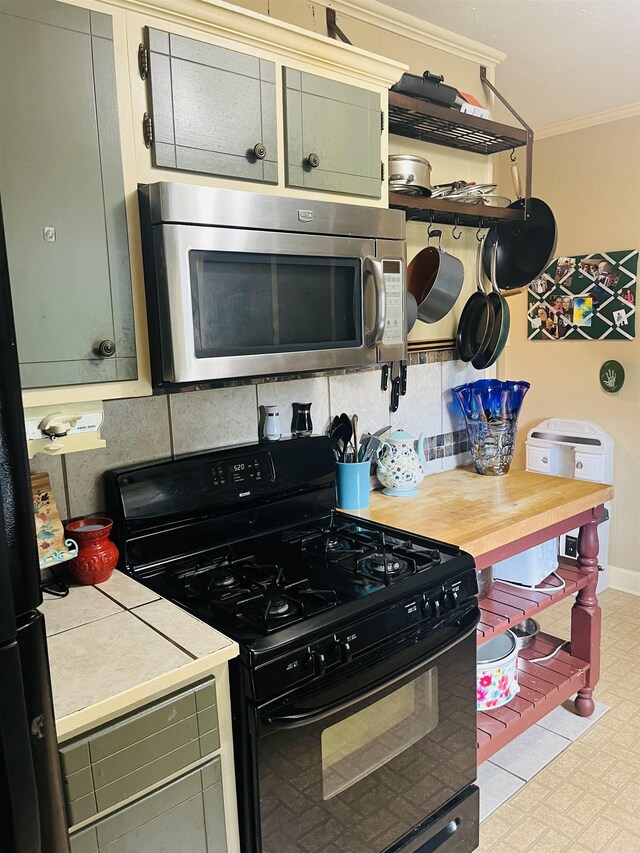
[477,564,589,644]
[388,91,528,155]
[477,632,589,764]
[389,192,524,227]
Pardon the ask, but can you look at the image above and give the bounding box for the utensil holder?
[336,461,371,510]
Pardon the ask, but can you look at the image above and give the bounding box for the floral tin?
[477,630,519,710]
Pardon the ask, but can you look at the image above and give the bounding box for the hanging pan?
[455,236,494,363]
[472,239,511,370]
[482,198,557,290]
[407,229,464,324]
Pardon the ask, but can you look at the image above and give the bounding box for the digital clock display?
[233,463,245,472]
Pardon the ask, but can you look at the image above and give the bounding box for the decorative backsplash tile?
[30,358,478,521]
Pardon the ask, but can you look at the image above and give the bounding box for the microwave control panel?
[381,260,404,346]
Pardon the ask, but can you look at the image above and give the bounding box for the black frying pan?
[482,198,557,290]
[472,240,511,370]
[456,237,494,363]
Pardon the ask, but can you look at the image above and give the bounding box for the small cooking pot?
[407,230,464,324]
[388,155,433,195]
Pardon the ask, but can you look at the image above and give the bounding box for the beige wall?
[497,115,640,576]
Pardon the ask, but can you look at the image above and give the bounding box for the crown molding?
[327,0,506,67]
[535,102,640,139]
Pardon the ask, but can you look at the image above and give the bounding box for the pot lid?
[477,631,516,664]
[388,154,432,168]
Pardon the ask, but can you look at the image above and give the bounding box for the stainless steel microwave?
[138,183,406,385]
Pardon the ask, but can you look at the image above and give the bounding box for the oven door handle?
[262,614,478,729]
[364,256,386,348]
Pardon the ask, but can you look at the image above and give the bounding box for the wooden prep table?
[343,467,613,764]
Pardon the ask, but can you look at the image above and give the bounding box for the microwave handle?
[364,257,386,348]
[262,610,478,729]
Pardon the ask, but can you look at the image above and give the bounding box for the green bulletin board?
[528,250,638,341]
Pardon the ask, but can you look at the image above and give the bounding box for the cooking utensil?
[351,414,358,462]
[407,230,464,324]
[328,416,352,462]
[482,198,557,290]
[512,618,540,650]
[510,150,523,200]
[471,239,511,370]
[455,236,494,363]
[387,154,433,195]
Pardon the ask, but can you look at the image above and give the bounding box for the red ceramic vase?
[65,517,119,585]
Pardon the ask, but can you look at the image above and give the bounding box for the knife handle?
[381,362,390,391]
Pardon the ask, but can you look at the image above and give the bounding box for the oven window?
[321,668,438,801]
[189,251,361,357]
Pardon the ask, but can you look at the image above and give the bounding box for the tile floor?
[475,588,640,853]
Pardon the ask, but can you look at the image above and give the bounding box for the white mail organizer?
[526,419,613,582]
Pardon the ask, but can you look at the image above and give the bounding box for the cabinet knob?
[541,456,548,464]
[97,340,116,358]
[306,152,320,169]
[252,143,266,160]
[576,461,584,470]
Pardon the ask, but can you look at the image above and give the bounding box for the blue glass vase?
[453,380,530,475]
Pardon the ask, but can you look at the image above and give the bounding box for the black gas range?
[107,437,480,853]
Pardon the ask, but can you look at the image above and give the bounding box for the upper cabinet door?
[145,28,278,184]
[0,0,136,389]
[283,68,382,199]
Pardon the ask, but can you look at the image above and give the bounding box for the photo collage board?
[527,249,638,341]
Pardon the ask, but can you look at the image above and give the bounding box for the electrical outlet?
[565,535,578,558]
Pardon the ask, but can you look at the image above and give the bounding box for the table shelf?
[477,632,589,764]
[477,563,589,644]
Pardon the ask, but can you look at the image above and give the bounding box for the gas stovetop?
[135,516,459,646]
[107,437,476,683]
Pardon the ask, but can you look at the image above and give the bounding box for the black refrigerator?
[0,199,70,852]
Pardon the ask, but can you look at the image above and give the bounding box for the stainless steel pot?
[407,232,464,324]
[388,155,433,195]
[512,618,540,650]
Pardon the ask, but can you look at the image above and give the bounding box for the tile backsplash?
[30,359,480,520]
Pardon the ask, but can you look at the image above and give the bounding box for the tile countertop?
[41,570,238,743]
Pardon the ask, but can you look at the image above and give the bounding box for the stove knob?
[444,589,459,610]
[332,640,352,664]
[305,651,327,676]
[422,595,441,619]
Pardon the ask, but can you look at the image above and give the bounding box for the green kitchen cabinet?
[69,759,228,853]
[0,0,137,389]
[144,27,278,183]
[283,67,382,198]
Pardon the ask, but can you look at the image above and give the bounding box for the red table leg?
[571,505,602,717]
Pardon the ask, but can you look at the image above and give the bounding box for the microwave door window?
[189,252,361,357]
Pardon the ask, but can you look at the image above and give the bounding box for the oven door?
[249,607,479,853]
[152,224,398,382]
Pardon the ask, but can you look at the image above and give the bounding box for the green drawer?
[61,678,219,826]
[69,759,227,853]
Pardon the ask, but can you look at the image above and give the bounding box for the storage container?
[477,631,519,710]
[493,536,557,587]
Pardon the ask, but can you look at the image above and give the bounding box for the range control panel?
[253,570,478,701]
[212,454,272,489]
[381,259,404,346]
